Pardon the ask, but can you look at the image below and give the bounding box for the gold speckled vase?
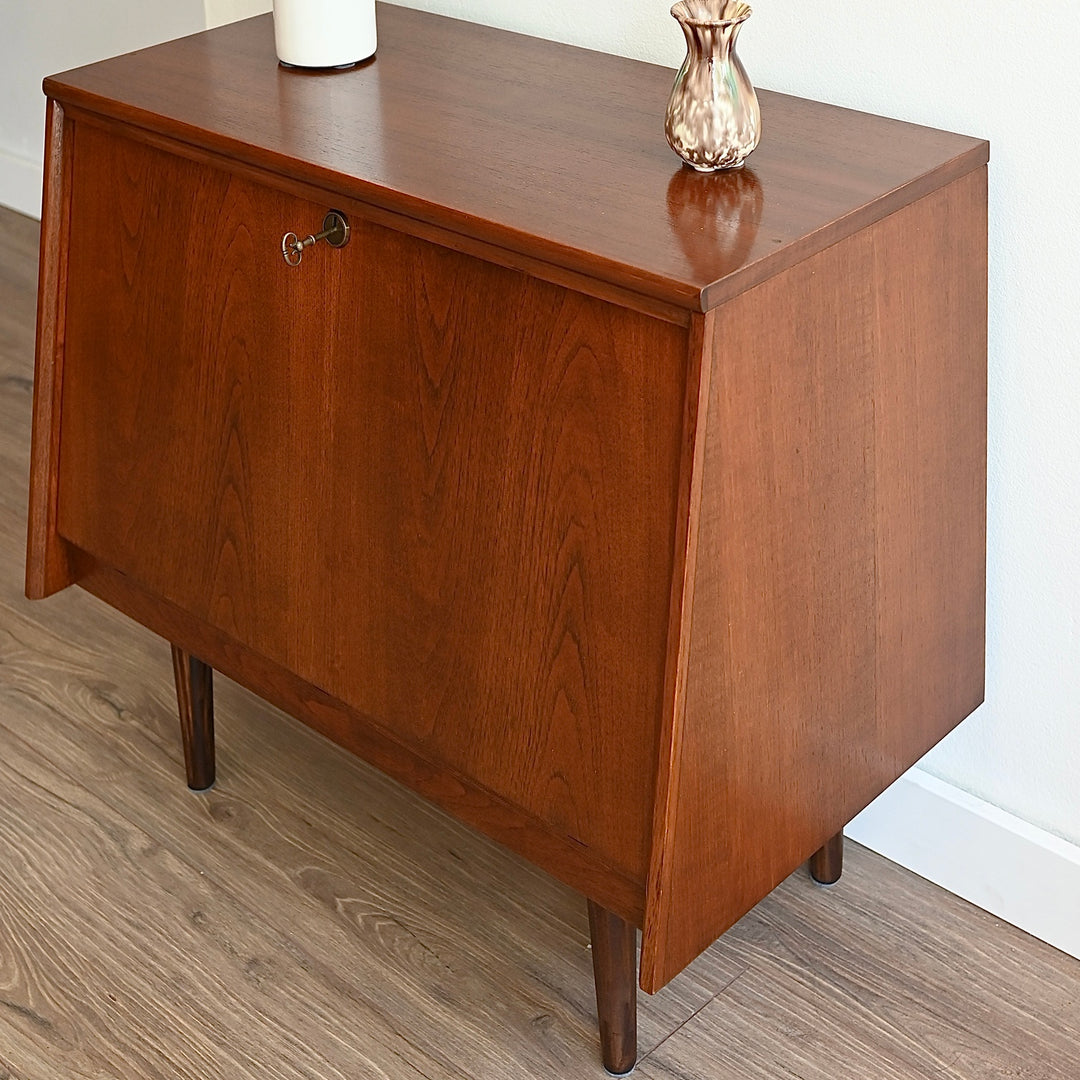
[665,1,761,171]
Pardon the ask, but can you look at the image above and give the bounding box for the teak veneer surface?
[57,126,687,891]
[41,3,987,311]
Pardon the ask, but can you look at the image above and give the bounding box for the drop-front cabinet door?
[55,122,690,908]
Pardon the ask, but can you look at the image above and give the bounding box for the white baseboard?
[0,146,43,219]
[847,768,1080,961]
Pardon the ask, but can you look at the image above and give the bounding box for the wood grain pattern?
[2,207,1071,1077]
[40,6,988,313]
[642,215,877,990]
[0,725,452,1080]
[55,126,687,890]
[77,557,646,924]
[25,98,77,599]
[644,310,715,986]
[66,106,692,327]
[641,172,987,991]
[872,168,988,777]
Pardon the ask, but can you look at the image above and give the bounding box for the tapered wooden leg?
[809,829,844,885]
[170,644,215,791]
[587,900,637,1075]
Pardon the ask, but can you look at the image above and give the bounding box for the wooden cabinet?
[27,6,988,1072]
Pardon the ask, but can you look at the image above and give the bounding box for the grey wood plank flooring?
[0,205,1076,1078]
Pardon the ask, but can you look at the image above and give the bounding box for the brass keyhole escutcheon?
[282,210,351,266]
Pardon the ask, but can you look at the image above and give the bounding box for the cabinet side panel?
[641,173,987,990]
[26,99,78,598]
[874,168,987,766]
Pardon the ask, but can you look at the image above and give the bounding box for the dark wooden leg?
[809,829,844,885]
[587,900,637,1076]
[170,644,215,791]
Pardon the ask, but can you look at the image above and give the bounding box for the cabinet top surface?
[46,3,987,311]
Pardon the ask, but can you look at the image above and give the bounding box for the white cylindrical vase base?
[273,0,377,69]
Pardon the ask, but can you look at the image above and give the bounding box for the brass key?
[281,210,350,266]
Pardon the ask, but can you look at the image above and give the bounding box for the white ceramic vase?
[273,0,377,68]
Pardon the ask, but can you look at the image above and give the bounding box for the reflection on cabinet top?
[43,3,988,313]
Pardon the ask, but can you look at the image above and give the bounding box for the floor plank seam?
[638,964,750,1066]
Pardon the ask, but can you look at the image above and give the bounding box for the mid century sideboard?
[27,5,988,1073]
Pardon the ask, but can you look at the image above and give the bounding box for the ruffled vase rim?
[670,1,752,28]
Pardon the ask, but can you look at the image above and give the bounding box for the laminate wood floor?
[0,203,1076,1079]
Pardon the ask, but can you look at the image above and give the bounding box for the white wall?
[204,0,269,29]
[0,0,206,216]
